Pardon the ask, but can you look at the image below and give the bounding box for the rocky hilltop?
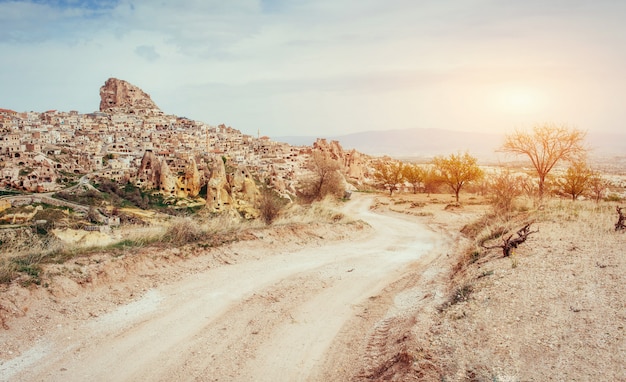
[99,78,163,115]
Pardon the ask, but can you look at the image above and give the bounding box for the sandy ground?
[1,193,624,381]
[0,193,461,381]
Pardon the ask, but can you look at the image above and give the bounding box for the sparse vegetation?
[588,171,610,202]
[615,206,625,231]
[487,169,525,214]
[257,187,286,225]
[0,195,354,285]
[162,217,206,244]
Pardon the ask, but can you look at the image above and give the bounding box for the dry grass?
[0,197,353,285]
[0,228,64,259]
[274,196,350,225]
[432,198,626,380]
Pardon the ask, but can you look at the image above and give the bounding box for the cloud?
[2,1,626,136]
[0,0,116,43]
[135,45,160,61]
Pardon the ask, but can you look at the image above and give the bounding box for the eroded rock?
[99,78,163,115]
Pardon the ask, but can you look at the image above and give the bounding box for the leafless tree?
[588,172,610,203]
[500,123,587,198]
[298,151,344,202]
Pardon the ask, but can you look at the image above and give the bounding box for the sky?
[1,0,625,138]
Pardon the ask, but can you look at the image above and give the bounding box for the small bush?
[0,261,17,284]
[258,188,286,225]
[487,170,525,214]
[439,283,474,312]
[451,283,473,305]
[605,193,623,202]
[162,217,206,244]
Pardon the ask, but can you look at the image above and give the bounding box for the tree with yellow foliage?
[432,152,483,203]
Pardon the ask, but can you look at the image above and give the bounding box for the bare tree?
[298,151,344,202]
[257,187,284,225]
[432,152,483,203]
[500,123,586,198]
[588,171,610,203]
[402,164,425,194]
[373,161,404,196]
[558,161,592,201]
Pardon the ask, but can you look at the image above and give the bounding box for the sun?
[495,86,546,115]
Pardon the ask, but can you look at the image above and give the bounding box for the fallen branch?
[482,223,538,257]
[615,206,625,231]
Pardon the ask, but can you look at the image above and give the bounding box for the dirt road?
[2,194,447,381]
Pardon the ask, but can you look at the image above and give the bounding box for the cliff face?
[99,78,162,115]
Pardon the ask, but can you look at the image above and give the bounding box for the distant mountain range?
[275,128,626,162]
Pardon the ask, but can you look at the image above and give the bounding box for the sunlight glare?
[495,86,546,115]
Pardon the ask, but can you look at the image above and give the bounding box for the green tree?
[500,123,586,198]
[432,152,483,203]
[402,164,425,194]
[373,161,404,196]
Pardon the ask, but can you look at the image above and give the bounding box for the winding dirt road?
[3,194,447,381]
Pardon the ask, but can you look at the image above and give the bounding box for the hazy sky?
[1,1,625,138]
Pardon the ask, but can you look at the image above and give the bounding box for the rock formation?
[135,151,202,197]
[205,158,261,218]
[229,165,260,219]
[312,138,367,183]
[206,157,232,213]
[99,78,163,115]
[176,158,202,198]
[343,149,367,181]
[312,138,344,160]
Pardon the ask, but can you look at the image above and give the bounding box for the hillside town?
[0,78,368,213]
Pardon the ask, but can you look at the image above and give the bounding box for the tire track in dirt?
[4,194,445,381]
